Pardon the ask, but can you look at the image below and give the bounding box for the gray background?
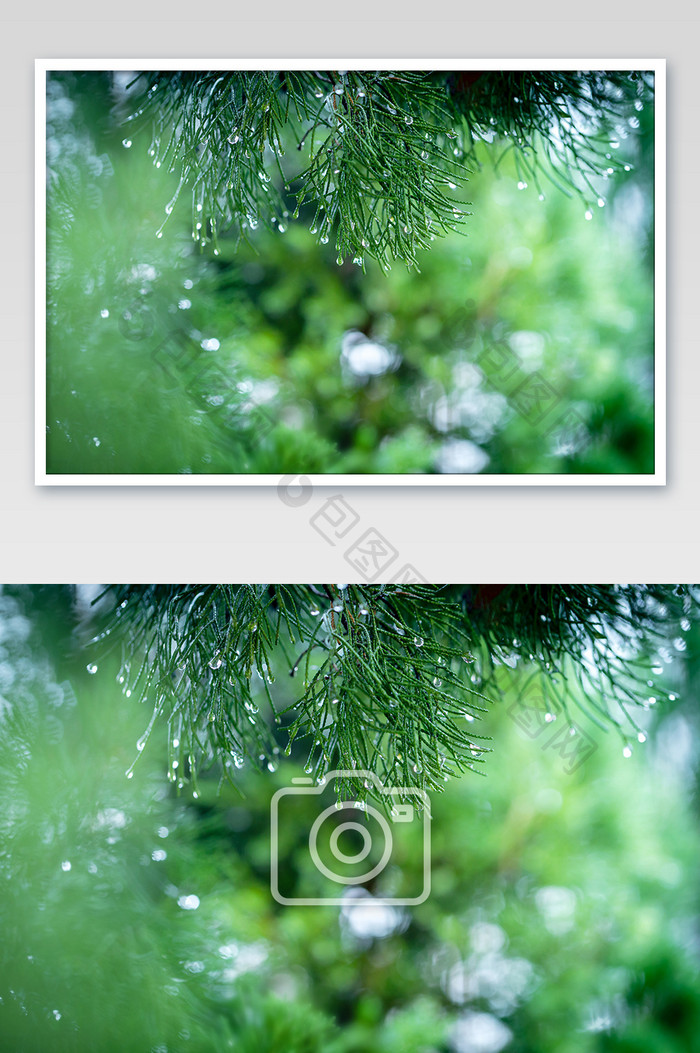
[4,7,696,581]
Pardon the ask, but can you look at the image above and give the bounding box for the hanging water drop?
[122,139,132,148]
[623,745,632,758]
[86,663,98,675]
[414,636,424,647]
[209,655,223,670]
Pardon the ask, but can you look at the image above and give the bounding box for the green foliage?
[451,70,652,201]
[93,585,697,804]
[2,587,700,1053]
[46,71,655,476]
[123,70,653,270]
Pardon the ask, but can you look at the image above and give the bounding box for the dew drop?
[61,860,71,872]
[414,636,424,648]
[122,139,132,148]
[100,308,109,319]
[584,210,593,221]
[86,663,98,675]
[517,180,527,190]
[209,656,223,670]
[637,732,647,743]
[622,745,632,758]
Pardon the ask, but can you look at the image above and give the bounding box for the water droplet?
[126,770,134,779]
[538,193,545,201]
[597,197,605,208]
[86,663,98,675]
[404,114,413,125]
[331,697,339,705]
[336,253,343,265]
[320,235,329,244]
[669,693,677,701]
[414,636,424,648]
[637,732,647,743]
[122,139,132,148]
[517,180,527,190]
[623,745,632,758]
[156,231,163,238]
[100,308,109,319]
[53,1010,61,1021]
[61,860,71,872]
[584,210,593,221]
[544,713,555,723]
[209,655,223,670]
[304,764,313,774]
[433,677,442,687]
[267,761,277,772]
[278,224,286,233]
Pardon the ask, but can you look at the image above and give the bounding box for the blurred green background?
[45,71,656,475]
[2,586,698,1051]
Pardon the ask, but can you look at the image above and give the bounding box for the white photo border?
[35,58,666,486]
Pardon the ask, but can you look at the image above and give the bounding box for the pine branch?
[91,584,696,805]
[120,70,653,269]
